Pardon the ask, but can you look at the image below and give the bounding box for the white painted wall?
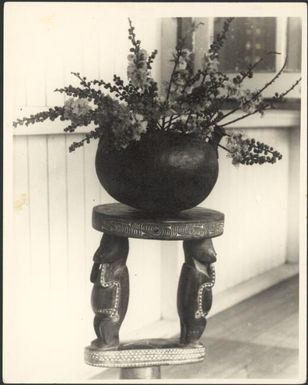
[4,3,302,382]
[4,4,163,382]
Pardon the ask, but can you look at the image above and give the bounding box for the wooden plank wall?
[5,6,164,381]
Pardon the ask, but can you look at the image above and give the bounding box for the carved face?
[97,234,129,263]
[183,238,217,264]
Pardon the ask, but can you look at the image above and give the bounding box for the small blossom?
[139,49,148,60]
[239,89,263,114]
[203,55,219,73]
[178,58,187,70]
[225,80,241,97]
[131,113,148,138]
[225,131,249,165]
[181,49,192,58]
[64,98,92,119]
[157,95,166,103]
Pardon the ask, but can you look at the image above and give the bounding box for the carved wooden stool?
[84,203,224,379]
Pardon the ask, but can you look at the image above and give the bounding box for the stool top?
[92,203,224,240]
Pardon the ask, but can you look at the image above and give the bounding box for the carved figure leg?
[90,233,129,348]
[177,238,216,345]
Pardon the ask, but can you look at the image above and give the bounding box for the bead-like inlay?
[195,264,216,319]
[84,344,206,368]
[92,204,225,240]
[95,263,121,322]
[101,220,224,240]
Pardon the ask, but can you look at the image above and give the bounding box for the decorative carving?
[195,265,216,319]
[91,234,129,348]
[100,219,224,240]
[84,338,205,368]
[92,264,121,322]
[177,238,217,345]
[92,203,225,240]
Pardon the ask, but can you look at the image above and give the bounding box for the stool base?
[84,338,205,368]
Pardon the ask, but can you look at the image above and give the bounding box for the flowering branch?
[13,17,301,165]
[219,57,285,126]
[218,77,301,128]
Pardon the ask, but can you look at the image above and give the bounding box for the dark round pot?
[95,131,219,214]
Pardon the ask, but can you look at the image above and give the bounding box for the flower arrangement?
[13,18,301,166]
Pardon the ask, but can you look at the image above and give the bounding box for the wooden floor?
[90,275,299,381]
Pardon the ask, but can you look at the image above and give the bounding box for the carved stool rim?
[92,203,224,240]
[84,338,206,368]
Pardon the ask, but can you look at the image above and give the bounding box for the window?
[213,17,277,72]
[286,17,302,72]
[165,17,302,101]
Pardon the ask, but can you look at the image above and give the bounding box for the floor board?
[161,275,299,380]
[89,275,299,381]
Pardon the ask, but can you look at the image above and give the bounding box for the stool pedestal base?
[120,366,161,379]
[84,338,206,368]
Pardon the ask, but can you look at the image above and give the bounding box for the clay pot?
[95,131,219,214]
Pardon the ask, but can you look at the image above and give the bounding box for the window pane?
[214,17,276,72]
[286,17,301,72]
[177,17,193,50]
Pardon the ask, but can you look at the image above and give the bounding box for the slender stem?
[165,54,181,104]
[166,114,174,129]
[161,116,166,129]
[164,21,204,129]
[233,53,274,85]
[214,139,279,157]
[156,121,163,130]
[279,77,301,98]
[248,56,288,100]
[209,111,219,123]
[200,71,207,86]
[215,55,288,124]
[185,111,192,126]
[206,135,231,153]
[167,114,181,129]
[217,142,231,153]
[181,70,203,94]
[219,75,301,129]
[219,105,271,128]
[185,71,223,125]
[162,54,181,130]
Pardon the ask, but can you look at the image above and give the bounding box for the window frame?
[189,17,301,101]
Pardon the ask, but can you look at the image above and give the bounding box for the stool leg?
[90,233,129,348]
[177,238,217,345]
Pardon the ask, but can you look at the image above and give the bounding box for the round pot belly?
[95,131,219,214]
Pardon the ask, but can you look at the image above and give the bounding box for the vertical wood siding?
[208,127,291,295]
[7,7,164,381]
[12,132,162,326]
